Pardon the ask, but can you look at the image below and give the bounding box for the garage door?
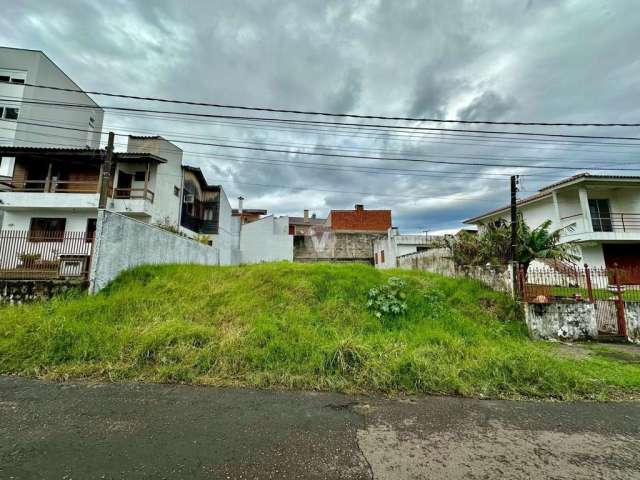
[603,244,640,283]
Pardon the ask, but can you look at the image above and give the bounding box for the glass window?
[4,107,19,120]
[589,199,612,232]
[28,218,66,242]
[134,171,146,182]
[11,78,24,84]
[0,75,9,82]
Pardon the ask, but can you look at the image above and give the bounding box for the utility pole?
[98,131,115,209]
[510,175,519,296]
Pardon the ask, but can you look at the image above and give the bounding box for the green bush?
[367,276,408,319]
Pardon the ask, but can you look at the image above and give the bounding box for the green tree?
[447,217,578,274]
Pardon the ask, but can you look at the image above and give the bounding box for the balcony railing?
[0,181,155,202]
[113,188,155,202]
[0,179,100,193]
[592,213,640,233]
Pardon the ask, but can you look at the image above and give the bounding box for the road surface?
[1,376,639,479]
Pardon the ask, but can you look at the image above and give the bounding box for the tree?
[447,216,578,274]
[515,219,579,274]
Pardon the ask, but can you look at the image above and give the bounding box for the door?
[603,244,640,284]
[589,199,612,232]
[116,171,133,198]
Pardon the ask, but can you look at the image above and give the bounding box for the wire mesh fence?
[0,230,93,280]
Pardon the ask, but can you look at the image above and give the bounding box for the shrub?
[367,276,408,319]
[19,253,41,268]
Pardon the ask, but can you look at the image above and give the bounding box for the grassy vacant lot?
[1,263,639,400]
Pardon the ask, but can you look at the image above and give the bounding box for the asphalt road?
[1,376,639,479]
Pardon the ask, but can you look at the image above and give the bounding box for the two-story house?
[464,173,640,270]
[0,135,241,275]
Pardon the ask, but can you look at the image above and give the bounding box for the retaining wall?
[397,249,512,294]
[89,210,220,292]
[525,302,598,341]
[0,279,87,304]
[293,232,384,262]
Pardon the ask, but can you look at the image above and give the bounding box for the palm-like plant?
[516,219,579,275]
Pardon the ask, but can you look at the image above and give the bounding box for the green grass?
[1,262,639,400]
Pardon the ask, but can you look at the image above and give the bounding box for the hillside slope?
[1,263,638,400]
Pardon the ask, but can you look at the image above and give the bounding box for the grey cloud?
[1,0,639,231]
[457,91,516,121]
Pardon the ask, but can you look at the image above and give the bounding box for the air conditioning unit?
[184,194,195,204]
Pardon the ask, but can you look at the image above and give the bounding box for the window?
[85,218,97,243]
[28,218,66,242]
[0,75,9,82]
[204,208,214,221]
[589,199,612,232]
[11,78,24,84]
[0,107,3,118]
[3,107,19,120]
[374,252,378,264]
[89,116,95,128]
[134,171,146,182]
[380,250,385,263]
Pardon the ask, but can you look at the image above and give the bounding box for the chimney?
[311,213,316,219]
[238,196,244,214]
[355,204,364,211]
[303,209,309,223]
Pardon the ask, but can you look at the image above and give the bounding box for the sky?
[1,0,640,232]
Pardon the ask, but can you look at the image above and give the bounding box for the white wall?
[0,47,104,149]
[240,215,293,264]
[1,208,95,231]
[89,210,219,292]
[213,187,241,265]
[579,243,606,267]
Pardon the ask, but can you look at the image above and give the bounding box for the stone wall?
[0,279,87,304]
[397,249,512,294]
[525,301,598,341]
[89,210,220,292]
[293,231,385,262]
[624,302,640,344]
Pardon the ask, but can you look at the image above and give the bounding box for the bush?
[367,276,408,319]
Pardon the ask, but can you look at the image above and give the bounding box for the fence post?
[584,263,594,303]
[612,263,628,337]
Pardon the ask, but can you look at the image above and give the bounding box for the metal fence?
[519,263,640,337]
[0,230,94,280]
[519,264,640,303]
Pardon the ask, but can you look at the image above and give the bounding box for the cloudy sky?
[2,0,640,231]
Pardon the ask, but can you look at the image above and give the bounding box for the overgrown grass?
[1,262,639,400]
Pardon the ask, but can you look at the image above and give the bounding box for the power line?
[2,79,639,127]
[5,94,640,150]
[11,118,640,172]
[5,96,640,141]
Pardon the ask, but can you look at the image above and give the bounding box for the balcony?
[591,213,640,233]
[560,212,640,243]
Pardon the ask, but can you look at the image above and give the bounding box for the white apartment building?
[0,47,104,184]
[464,173,640,270]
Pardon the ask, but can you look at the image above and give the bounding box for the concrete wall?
[293,232,384,262]
[0,279,87,304]
[525,302,598,341]
[397,249,512,294]
[240,215,293,264]
[89,210,219,292]
[212,188,240,265]
[623,302,640,344]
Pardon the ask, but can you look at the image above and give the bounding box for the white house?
[464,173,640,270]
[0,47,104,185]
[0,135,243,273]
[373,227,440,269]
